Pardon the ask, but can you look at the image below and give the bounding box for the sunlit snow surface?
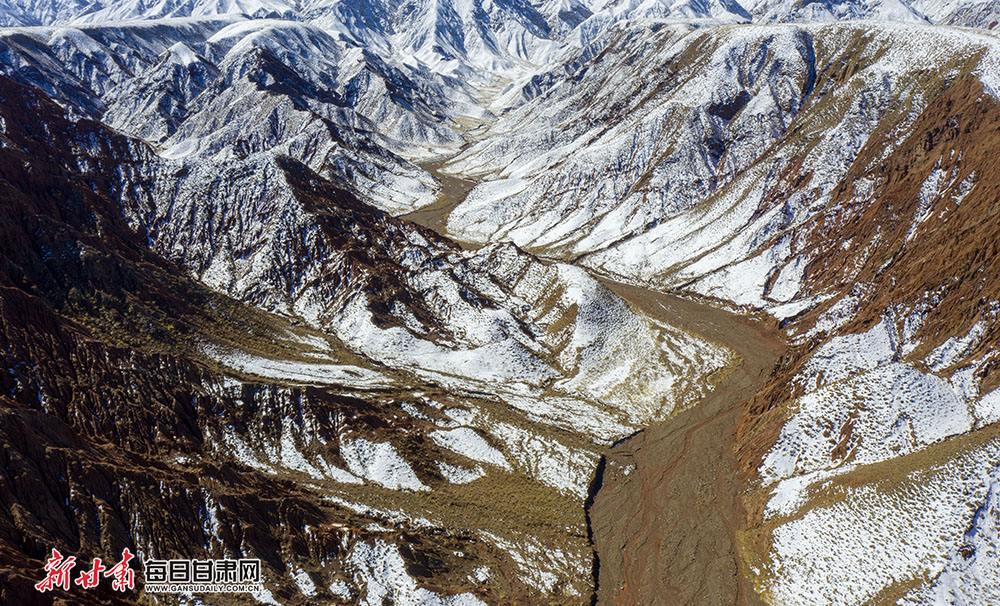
[348,540,486,606]
[756,306,1000,605]
[767,442,1000,606]
[203,343,394,388]
[4,5,1000,604]
[341,438,431,492]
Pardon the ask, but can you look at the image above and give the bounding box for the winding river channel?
[402,159,786,606]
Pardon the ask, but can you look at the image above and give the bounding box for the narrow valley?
[403,159,786,604]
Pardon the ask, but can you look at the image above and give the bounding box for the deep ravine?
[402,162,787,605]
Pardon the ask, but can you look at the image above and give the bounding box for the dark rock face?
[708,90,751,121]
[0,76,510,605]
[0,74,308,603]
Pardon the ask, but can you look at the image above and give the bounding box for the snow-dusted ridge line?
[202,342,394,388]
[444,19,1000,323]
[5,3,1000,604]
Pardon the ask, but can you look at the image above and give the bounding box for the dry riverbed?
[401,160,786,606]
[589,281,784,606]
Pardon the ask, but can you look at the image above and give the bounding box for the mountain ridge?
[1,1,999,605]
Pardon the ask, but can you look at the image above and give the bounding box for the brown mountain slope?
[729,74,1000,605]
[0,76,549,605]
[740,75,1000,478]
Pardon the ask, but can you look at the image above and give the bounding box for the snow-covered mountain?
[443,20,1000,307]
[746,0,927,22]
[0,0,753,81]
[1,1,1000,606]
[0,17,482,212]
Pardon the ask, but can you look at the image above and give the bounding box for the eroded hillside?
[1,5,999,606]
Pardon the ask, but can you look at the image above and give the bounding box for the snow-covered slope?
[909,0,1000,27]
[443,21,1000,309]
[2,1,1000,605]
[0,18,479,212]
[0,0,92,26]
[746,0,927,23]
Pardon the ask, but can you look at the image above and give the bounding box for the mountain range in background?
[0,1,998,605]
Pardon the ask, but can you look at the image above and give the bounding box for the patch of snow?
[479,532,588,596]
[437,461,485,484]
[926,319,988,371]
[340,438,430,492]
[489,421,596,498]
[329,579,353,599]
[250,585,283,605]
[762,362,972,484]
[430,428,510,470]
[202,343,393,388]
[166,41,201,66]
[347,540,486,606]
[290,567,316,597]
